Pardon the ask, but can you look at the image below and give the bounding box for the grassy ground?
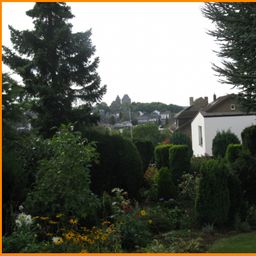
[208,232,256,253]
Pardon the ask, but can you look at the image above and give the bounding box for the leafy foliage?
[80,129,143,198]
[169,145,191,184]
[133,123,161,146]
[212,130,240,158]
[3,3,106,137]
[170,131,193,157]
[25,125,99,220]
[241,125,256,156]
[203,3,256,110]
[232,152,256,204]
[195,160,230,226]
[131,102,183,114]
[157,167,176,200]
[225,144,243,164]
[133,140,154,171]
[154,144,173,168]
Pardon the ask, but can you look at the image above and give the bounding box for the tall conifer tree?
[3,3,106,136]
[202,3,256,111]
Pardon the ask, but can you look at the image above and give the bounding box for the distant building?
[191,94,256,156]
[175,96,208,138]
[122,94,131,105]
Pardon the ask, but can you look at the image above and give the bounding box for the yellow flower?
[101,220,111,225]
[140,209,146,216]
[40,216,49,220]
[87,238,94,245]
[73,237,80,244]
[49,220,58,225]
[52,236,63,245]
[56,213,64,218]
[65,231,75,240]
[69,218,78,225]
[148,219,153,224]
[80,235,88,241]
[101,235,108,241]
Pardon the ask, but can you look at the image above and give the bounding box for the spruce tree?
[3,3,106,137]
[202,3,256,111]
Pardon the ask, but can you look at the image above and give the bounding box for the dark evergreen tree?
[202,3,256,111]
[3,3,106,137]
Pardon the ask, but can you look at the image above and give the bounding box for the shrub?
[80,129,143,198]
[3,212,37,252]
[170,131,193,157]
[25,125,99,221]
[133,123,161,146]
[232,152,256,204]
[157,167,177,200]
[241,125,256,156]
[134,140,154,171]
[118,209,152,251]
[195,160,230,226]
[154,144,172,168]
[227,173,242,226]
[190,156,212,175]
[147,205,185,234]
[169,145,191,184]
[225,144,242,163]
[212,130,240,158]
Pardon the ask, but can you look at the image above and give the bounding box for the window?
[198,125,203,146]
[230,104,236,111]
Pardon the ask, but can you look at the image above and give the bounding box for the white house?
[192,111,256,156]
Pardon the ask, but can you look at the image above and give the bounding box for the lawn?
[208,232,256,253]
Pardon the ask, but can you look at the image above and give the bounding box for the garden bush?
[157,167,177,200]
[225,144,242,164]
[190,156,212,175]
[134,139,154,171]
[241,125,256,156]
[25,125,99,221]
[169,145,191,184]
[170,131,193,157]
[147,205,184,234]
[232,152,256,204]
[212,130,240,158]
[154,144,173,168]
[3,133,50,235]
[79,128,143,198]
[227,173,242,226]
[133,123,161,146]
[195,160,230,226]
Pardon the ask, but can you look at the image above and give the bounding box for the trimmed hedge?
[195,160,230,226]
[169,145,190,183]
[134,140,154,171]
[170,131,193,157]
[232,152,256,204]
[212,130,240,158]
[241,125,256,156]
[79,128,144,198]
[154,144,173,168]
[157,167,176,200]
[225,144,242,164]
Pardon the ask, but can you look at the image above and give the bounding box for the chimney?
[189,97,194,106]
[204,97,208,104]
[213,93,217,101]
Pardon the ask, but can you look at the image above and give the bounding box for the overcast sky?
[2,2,236,106]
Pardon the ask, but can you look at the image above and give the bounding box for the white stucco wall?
[191,112,206,156]
[192,113,256,156]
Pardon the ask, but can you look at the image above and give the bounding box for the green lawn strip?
[208,231,256,253]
